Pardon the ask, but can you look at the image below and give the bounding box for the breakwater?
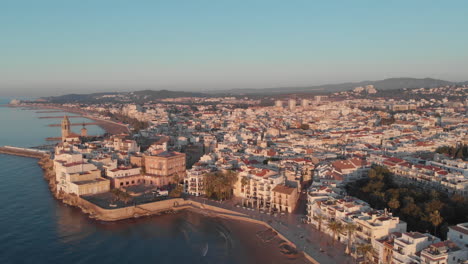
[0,146,49,159]
[48,122,98,127]
[38,115,82,119]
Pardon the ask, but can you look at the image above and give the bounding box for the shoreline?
[8,104,130,135]
[36,155,317,263]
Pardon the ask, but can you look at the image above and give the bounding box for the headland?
[35,154,315,264]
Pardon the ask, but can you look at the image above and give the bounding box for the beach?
[220,216,310,264]
[9,103,130,135]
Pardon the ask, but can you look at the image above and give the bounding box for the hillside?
[40,77,466,103]
[211,77,459,95]
[42,90,207,103]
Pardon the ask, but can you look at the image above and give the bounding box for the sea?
[0,98,251,264]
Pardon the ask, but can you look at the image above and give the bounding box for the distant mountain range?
[210,77,466,95]
[40,77,467,103]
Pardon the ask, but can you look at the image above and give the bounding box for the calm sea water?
[0,98,249,264]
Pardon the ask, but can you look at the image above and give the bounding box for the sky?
[1,0,468,96]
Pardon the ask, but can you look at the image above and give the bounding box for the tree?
[388,198,400,211]
[313,213,326,234]
[204,170,238,200]
[241,176,249,187]
[169,173,184,198]
[425,199,444,214]
[110,188,132,205]
[169,185,183,198]
[429,210,443,235]
[326,220,343,245]
[356,243,373,264]
[344,223,357,255]
[346,164,468,238]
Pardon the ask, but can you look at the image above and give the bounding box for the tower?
[288,99,296,111]
[61,116,71,141]
[275,100,283,108]
[81,123,88,137]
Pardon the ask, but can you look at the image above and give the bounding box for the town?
[14,83,468,264]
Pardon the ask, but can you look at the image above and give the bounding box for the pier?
[38,116,82,119]
[35,110,65,113]
[0,146,49,159]
[46,137,62,141]
[48,122,98,127]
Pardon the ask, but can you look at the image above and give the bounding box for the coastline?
[36,155,316,264]
[8,104,130,135]
[22,103,344,264]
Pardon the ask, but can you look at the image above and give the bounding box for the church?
[61,115,87,143]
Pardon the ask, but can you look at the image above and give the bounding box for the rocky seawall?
[37,155,188,221]
[36,156,318,263]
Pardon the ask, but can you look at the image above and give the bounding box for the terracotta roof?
[332,160,355,172]
[272,185,296,195]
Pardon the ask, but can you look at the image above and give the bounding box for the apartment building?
[143,150,186,185]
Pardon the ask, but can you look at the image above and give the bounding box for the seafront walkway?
[188,196,354,264]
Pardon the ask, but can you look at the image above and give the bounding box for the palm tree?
[241,176,249,187]
[429,210,443,235]
[356,243,373,264]
[326,220,343,245]
[313,213,326,234]
[388,198,400,211]
[344,223,357,255]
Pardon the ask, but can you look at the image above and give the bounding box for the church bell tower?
[80,123,88,137]
[61,116,71,141]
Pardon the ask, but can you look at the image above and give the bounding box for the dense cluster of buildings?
[307,181,468,263]
[53,116,186,197]
[45,84,468,263]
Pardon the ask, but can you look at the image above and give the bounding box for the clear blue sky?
[1,0,468,96]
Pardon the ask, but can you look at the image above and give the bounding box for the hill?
[210,77,459,95]
[42,90,207,103]
[40,77,466,103]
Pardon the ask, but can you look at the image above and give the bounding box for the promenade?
[188,196,354,264]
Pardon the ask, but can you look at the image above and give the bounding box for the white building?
[448,223,468,249]
[234,168,285,211]
[420,240,467,264]
[391,232,440,264]
[184,163,211,196]
[53,151,110,196]
[275,100,283,108]
[288,99,296,111]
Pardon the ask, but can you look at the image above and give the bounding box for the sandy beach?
[220,217,310,264]
[11,104,130,135]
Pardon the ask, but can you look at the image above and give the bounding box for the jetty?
[0,146,49,159]
[35,110,64,113]
[38,116,82,119]
[48,122,98,127]
[46,137,62,141]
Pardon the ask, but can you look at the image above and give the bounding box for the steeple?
[81,122,88,137]
[61,115,71,141]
